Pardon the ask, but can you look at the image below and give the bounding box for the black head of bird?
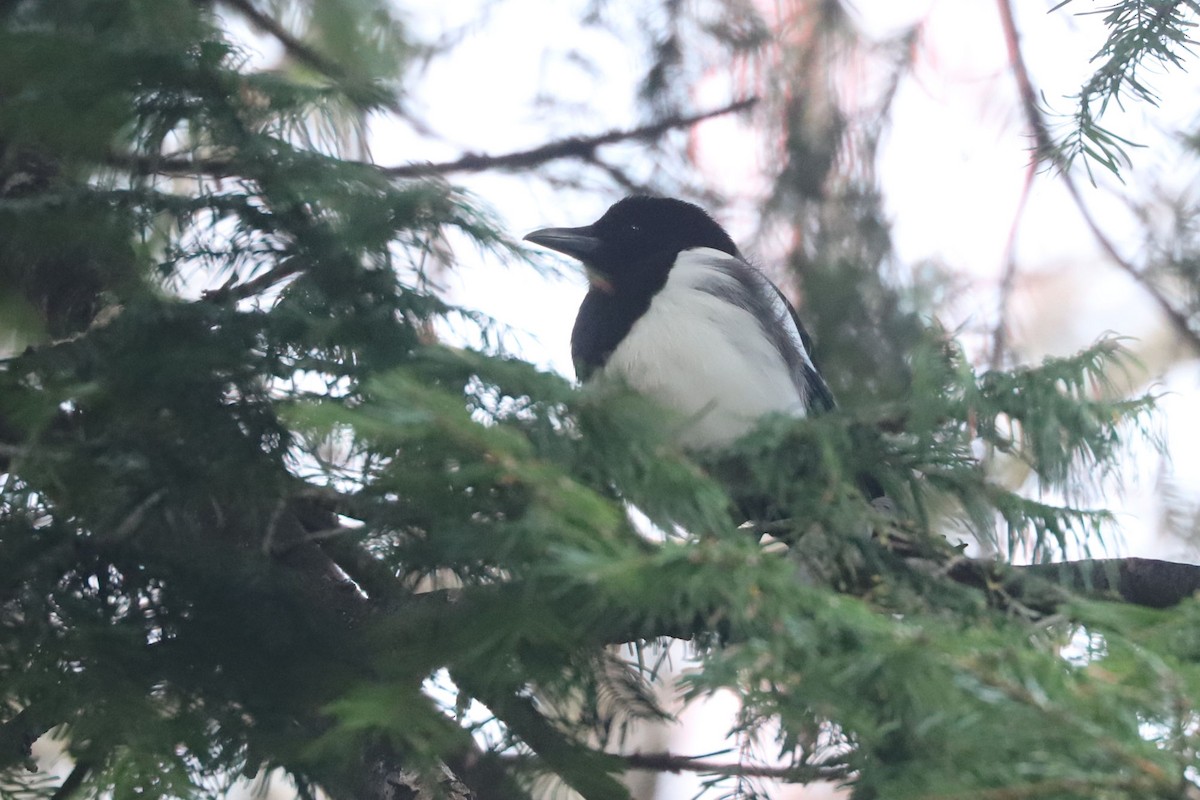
[526,195,834,450]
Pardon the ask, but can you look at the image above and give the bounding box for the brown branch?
[220,0,402,114]
[582,153,652,195]
[949,556,1200,611]
[996,0,1200,353]
[103,152,236,178]
[200,259,303,304]
[223,0,336,78]
[381,98,757,177]
[496,750,849,784]
[989,157,1037,371]
[111,98,756,184]
[618,751,851,782]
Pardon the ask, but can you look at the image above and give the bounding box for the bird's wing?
[693,251,836,413]
[769,283,836,412]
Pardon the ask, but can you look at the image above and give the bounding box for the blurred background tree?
[3,1,1200,799]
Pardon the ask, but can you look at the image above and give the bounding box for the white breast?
[600,248,806,449]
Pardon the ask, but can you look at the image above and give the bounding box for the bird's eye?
[628,223,641,233]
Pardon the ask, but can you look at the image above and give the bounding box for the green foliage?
[1052,0,1200,176]
[0,2,1196,800]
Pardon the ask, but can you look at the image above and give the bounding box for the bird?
[524,195,835,451]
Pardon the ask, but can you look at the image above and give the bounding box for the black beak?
[523,225,602,262]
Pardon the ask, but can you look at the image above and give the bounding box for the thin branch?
[222,0,333,77]
[112,99,758,182]
[201,259,302,303]
[269,525,358,558]
[617,751,851,782]
[0,443,27,458]
[104,490,165,543]
[220,0,402,114]
[106,152,238,178]
[996,0,1200,353]
[261,496,289,556]
[381,98,757,178]
[1062,176,1200,351]
[994,0,1055,161]
[582,153,651,195]
[0,441,25,473]
[989,157,1037,371]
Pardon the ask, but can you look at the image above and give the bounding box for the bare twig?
[112,99,758,182]
[1063,179,1200,351]
[0,442,27,458]
[495,749,849,785]
[221,0,402,114]
[996,0,1200,353]
[618,751,851,782]
[582,153,651,194]
[989,158,1037,371]
[106,490,166,542]
[106,152,238,178]
[382,98,757,178]
[299,526,355,544]
[201,259,302,303]
[261,496,289,555]
[269,525,357,558]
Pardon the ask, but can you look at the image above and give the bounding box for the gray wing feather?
[696,253,835,413]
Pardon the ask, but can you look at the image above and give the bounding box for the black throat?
[570,257,672,381]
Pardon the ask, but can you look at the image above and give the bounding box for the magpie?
[524,195,836,450]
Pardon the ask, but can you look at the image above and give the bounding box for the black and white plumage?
[525,195,835,450]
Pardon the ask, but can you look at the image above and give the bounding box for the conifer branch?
[1050,0,1200,172]
[996,0,1200,353]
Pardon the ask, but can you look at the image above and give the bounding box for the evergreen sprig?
[1053,0,1200,175]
